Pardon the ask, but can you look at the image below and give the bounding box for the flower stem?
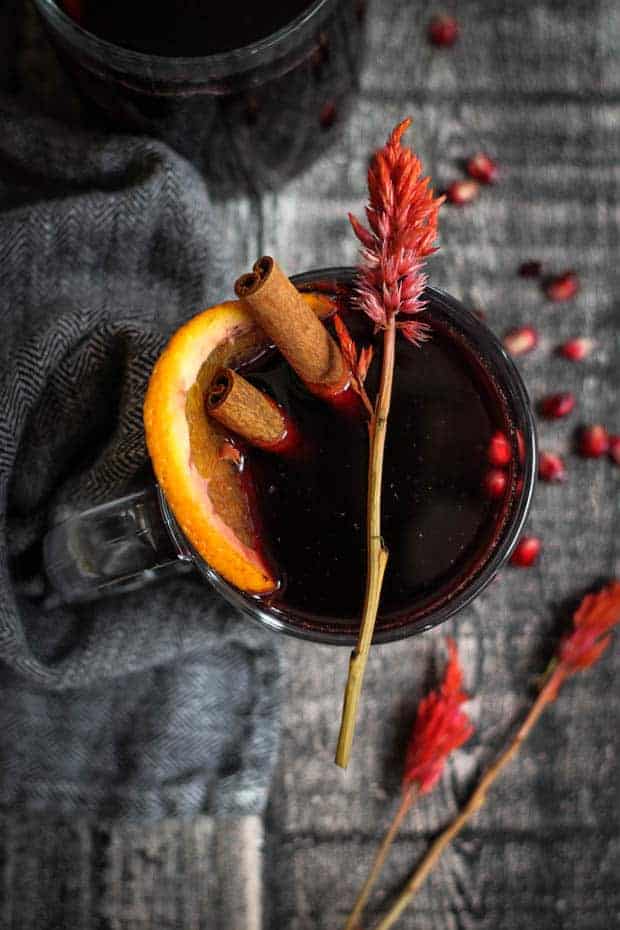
[370,668,566,930]
[336,318,396,769]
[343,784,419,930]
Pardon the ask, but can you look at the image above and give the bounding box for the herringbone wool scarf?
[0,87,280,927]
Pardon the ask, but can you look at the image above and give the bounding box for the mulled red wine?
[240,289,523,631]
[44,0,364,191]
[60,0,314,56]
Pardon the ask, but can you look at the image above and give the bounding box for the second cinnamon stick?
[235,256,349,399]
[206,367,293,453]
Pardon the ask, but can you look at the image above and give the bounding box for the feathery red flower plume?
[336,120,444,770]
[546,581,620,698]
[403,638,474,794]
[349,118,443,345]
[333,313,374,415]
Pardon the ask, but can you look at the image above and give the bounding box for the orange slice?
[144,291,335,595]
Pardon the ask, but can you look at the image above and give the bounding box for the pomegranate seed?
[502,325,538,356]
[538,451,566,483]
[510,536,541,568]
[544,271,580,302]
[519,260,543,278]
[446,179,479,205]
[319,101,337,130]
[483,468,508,498]
[578,424,610,458]
[428,14,459,47]
[609,436,620,466]
[539,392,576,419]
[557,338,594,361]
[487,431,512,466]
[466,153,498,184]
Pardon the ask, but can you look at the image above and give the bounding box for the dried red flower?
[487,431,512,467]
[466,153,498,184]
[578,424,610,458]
[349,118,443,345]
[402,639,474,794]
[446,179,479,205]
[539,392,576,419]
[503,326,538,356]
[510,536,541,567]
[428,14,459,47]
[558,338,594,361]
[609,435,620,466]
[545,582,620,699]
[333,314,373,414]
[519,260,542,278]
[545,271,580,302]
[538,451,566,483]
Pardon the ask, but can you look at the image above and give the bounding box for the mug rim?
[161,267,538,645]
[32,0,336,78]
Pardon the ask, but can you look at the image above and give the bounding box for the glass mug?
[32,0,366,192]
[43,268,537,644]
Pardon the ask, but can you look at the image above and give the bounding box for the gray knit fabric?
[0,1,281,924]
[2,0,619,929]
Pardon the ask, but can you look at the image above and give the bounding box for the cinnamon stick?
[235,256,349,399]
[206,368,292,453]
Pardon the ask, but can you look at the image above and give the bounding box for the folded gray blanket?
[0,73,280,930]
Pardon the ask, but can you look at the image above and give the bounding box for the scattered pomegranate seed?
[503,325,538,356]
[557,338,594,361]
[487,431,512,466]
[544,271,580,302]
[446,179,479,205]
[539,392,576,419]
[609,436,620,466]
[519,260,543,278]
[578,424,610,458]
[466,153,498,184]
[538,451,566,483]
[319,101,337,130]
[483,468,508,498]
[510,536,541,568]
[428,14,459,46]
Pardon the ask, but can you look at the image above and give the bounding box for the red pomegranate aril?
[544,271,580,302]
[609,436,620,466]
[540,392,576,419]
[466,153,498,184]
[446,179,479,205]
[428,14,459,46]
[519,260,543,278]
[483,468,508,498]
[319,101,337,130]
[510,536,541,568]
[487,431,512,466]
[503,325,538,356]
[558,338,594,361]
[538,451,566,483]
[578,424,610,458]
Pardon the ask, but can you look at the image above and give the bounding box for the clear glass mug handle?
[43,485,193,604]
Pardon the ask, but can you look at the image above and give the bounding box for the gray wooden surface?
[4,0,620,927]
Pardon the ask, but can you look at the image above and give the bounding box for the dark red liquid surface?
[240,296,521,625]
[60,0,314,56]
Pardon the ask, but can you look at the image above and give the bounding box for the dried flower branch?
[334,314,374,417]
[370,581,620,930]
[335,119,444,768]
[343,639,473,930]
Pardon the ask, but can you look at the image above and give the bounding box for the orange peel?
[144,291,335,595]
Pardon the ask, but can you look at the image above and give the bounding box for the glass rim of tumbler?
[160,267,538,647]
[32,0,338,82]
